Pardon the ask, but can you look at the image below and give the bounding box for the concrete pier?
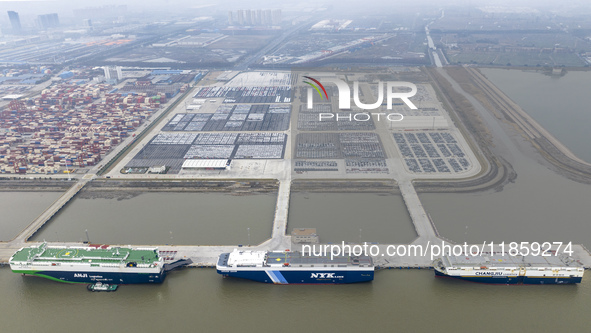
[11,179,89,243]
[266,179,292,250]
[398,180,438,241]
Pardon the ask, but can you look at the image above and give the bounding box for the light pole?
[66,159,71,181]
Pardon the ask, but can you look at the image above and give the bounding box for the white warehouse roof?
[182,159,229,169]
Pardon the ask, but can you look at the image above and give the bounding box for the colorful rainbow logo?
[303,76,329,101]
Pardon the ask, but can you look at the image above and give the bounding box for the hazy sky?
[2,0,591,19]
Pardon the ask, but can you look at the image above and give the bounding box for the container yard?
[0,68,198,174]
[0,83,161,174]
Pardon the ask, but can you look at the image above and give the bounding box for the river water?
[1,268,590,332]
[420,68,591,250]
[288,192,416,244]
[3,68,591,331]
[0,191,62,241]
[480,68,591,163]
[31,192,276,246]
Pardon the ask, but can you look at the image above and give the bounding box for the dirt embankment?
[418,67,517,193]
[76,179,279,199]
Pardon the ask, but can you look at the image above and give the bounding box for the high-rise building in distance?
[245,9,252,25]
[271,9,282,25]
[103,66,123,82]
[236,9,245,25]
[37,13,60,29]
[84,18,93,30]
[7,11,22,33]
[228,9,282,26]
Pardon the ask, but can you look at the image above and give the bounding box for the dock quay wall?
[83,179,279,194]
[0,179,76,191]
[291,180,399,193]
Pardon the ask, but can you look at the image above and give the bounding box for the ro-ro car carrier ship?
[217,249,374,284]
[10,243,166,284]
[433,254,584,284]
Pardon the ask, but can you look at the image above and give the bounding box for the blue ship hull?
[218,269,374,284]
[27,270,166,284]
[434,270,581,284]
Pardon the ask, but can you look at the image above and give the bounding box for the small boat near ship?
[87,282,118,292]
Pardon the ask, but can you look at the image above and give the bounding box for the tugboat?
[87,282,118,292]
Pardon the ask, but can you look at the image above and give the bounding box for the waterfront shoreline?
[453,67,591,184]
[0,179,75,191]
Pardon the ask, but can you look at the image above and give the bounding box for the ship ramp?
[163,258,193,272]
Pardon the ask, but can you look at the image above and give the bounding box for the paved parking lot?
[125,132,287,173]
[394,131,471,173]
[162,104,291,132]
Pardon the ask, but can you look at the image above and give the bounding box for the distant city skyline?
[36,13,60,29]
[228,9,281,26]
